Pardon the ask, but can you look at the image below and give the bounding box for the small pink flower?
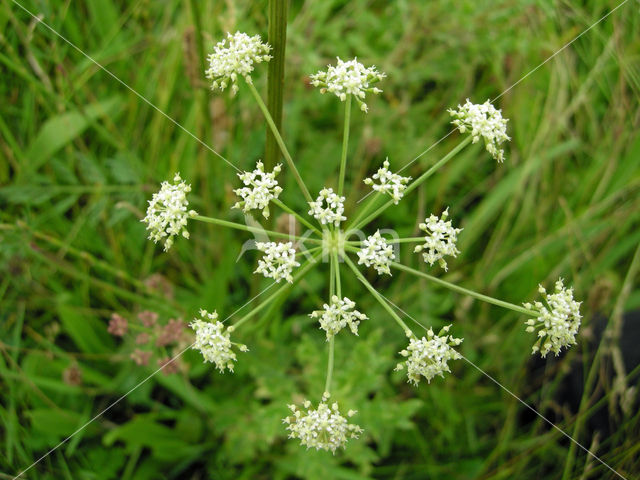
[131,349,151,366]
[108,313,128,337]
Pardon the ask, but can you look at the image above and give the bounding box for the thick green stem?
[324,337,335,394]
[343,255,412,333]
[246,81,314,204]
[271,198,321,235]
[333,251,342,297]
[352,136,472,231]
[338,95,352,196]
[389,261,539,317]
[265,0,288,171]
[233,254,320,329]
[193,215,320,243]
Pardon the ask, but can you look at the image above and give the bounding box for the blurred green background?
[1,0,639,478]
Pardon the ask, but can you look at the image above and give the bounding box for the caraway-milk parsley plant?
[142,31,582,453]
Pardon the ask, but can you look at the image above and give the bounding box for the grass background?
[1,0,639,478]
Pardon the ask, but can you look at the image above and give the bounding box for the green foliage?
[1,0,639,479]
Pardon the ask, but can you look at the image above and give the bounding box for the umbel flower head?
[233,161,283,218]
[357,230,395,275]
[310,57,386,112]
[524,278,582,357]
[364,158,411,204]
[395,325,463,386]
[255,241,300,283]
[189,309,248,373]
[205,31,272,95]
[283,392,363,453]
[310,295,368,340]
[448,99,510,162]
[414,207,462,271]
[308,187,346,227]
[142,173,197,251]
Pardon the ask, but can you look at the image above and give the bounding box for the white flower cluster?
[523,278,582,357]
[310,57,385,112]
[310,295,368,340]
[448,99,510,162]
[233,161,283,218]
[205,31,272,95]
[142,173,197,251]
[414,208,462,271]
[395,326,463,386]
[255,241,300,283]
[308,188,346,227]
[283,392,363,453]
[357,231,395,275]
[364,159,411,204]
[189,309,248,373]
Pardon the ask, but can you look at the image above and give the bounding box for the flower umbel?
[255,241,300,283]
[205,31,272,95]
[414,208,462,271]
[283,392,363,453]
[364,159,411,204]
[524,279,582,357]
[233,161,283,218]
[395,326,463,386]
[189,309,248,372]
[308,188,346,227]
[310,57,385,112]
[357,230,395,275]
[448,99,510,162]
[310,295,368,340]
[142,173,197,251]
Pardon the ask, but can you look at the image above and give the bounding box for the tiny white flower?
[414,207,462,271]
[357,231,395,275]
[448,99,510,162]
[363,158,411,204]
[310,57,385,112]
[233,161,283,218]
[255,241,300,283]
[395,326,463,386]
[142,173,197,251]
[308,187,346,227]
[190,309,247,372]
[205,31,272,95]
[310,295,368,340]
[283,392,363,453]
[524,278,582,357]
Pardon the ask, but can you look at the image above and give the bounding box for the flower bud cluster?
[142,173,197,251]
[523,278,582,357]
[205,31,272,95]
[310,57,385,112]
[414,208,462,271]
[233,161,283,218]
[395,326,463,385]
[255,241,300,283]
[283,392,363,453]
[357,230,394,275]
[189,309,248,373]
[308,188,346,227]
[364,159,411,204]
[448,99,510,162]
[310,295,368,340]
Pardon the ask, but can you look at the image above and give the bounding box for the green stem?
[233,254,320,329]
[265,0,288,171]
[193,215,320,243]
[246,81,314,204]
[343,255,412,333]
[333,250,342,297]
[352,136,472,231]
[389,261,539,317]
[388,237,425,244]
[324,337,335,394]
[271,198,321,235]
[338,95,352,196]
[346,191,381,231]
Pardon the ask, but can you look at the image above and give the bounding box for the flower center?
[322,229,346,256]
